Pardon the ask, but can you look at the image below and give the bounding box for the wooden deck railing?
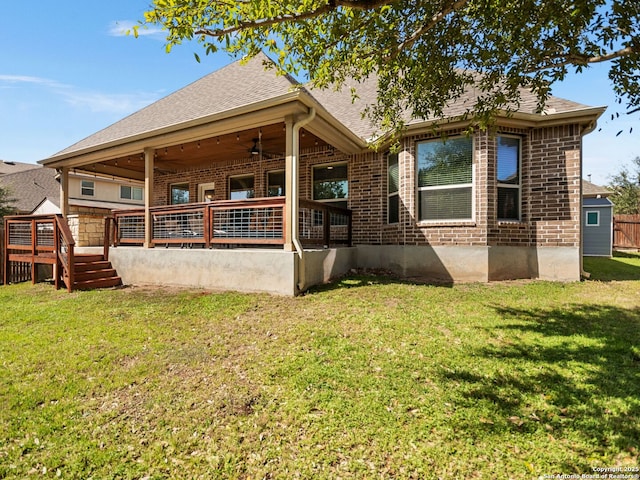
[109,197,352,249]
[3,214,76,291]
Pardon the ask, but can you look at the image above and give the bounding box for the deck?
[3,198,354,294]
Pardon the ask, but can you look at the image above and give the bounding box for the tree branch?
[388,0,470,59]
[195,0,393,38]
[528,45,638,73]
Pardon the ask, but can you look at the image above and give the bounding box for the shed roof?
[583,197,614,207]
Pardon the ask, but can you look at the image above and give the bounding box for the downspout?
[579,119,598,279]
[291,107,316,292]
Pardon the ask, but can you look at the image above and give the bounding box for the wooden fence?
[613,214,640,250]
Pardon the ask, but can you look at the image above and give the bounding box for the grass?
[1,253,639,479]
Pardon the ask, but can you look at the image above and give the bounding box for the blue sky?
[1,2,637,186]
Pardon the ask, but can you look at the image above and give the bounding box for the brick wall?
[153,146,350,205]
[151,124,583,249]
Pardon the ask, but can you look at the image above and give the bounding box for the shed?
[583,197,614,257]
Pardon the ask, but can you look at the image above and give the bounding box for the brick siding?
[152,124,582,249]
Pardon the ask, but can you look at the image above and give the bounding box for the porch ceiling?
[75,123,330,181]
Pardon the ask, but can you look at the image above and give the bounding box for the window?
[120,185,143,201]
[497,135,521,221]
[170,183,190,205]
[81,180,94,197]
[388,153,399,223]
[229,175,255,200]
[312,163,348,209]
[417,137,473,221]
[267,170,285,197]
[586,211,600,226]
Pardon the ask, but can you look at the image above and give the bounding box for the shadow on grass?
[307,271,454,294]
[440,303,640,471]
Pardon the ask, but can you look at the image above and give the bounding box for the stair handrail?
[54,214,75,292]
[103,216,116,261]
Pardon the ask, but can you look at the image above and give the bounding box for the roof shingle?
[47,54,599,160]
[53,53,300,157]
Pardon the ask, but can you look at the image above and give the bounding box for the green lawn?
[1,253,639,479]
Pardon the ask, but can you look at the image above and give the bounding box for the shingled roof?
[53,53,301,158]
[0,166,59,214]
[0,160,42,175]
[47,53,601,162]
[583,179,612,198]
[306,75,595,141]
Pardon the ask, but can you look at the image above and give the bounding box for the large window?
[417,137,473,221]
[229,175,255,200]
[388,153,399,223]
[267,170,285,197]
[120,185,143,201]
[313,163,348,209]
[81,180,94,197]
[170,183,190,205]
[497,135,521,221]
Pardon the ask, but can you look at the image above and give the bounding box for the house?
[0,166,144,246]
[582,179,613,257]
[31,53,604,295]
[0,166,59,214]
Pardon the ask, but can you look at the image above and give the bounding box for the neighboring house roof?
[0,160,42,175]
[583,179,612,198]
[42,53,606,166]
[0,167,59,213]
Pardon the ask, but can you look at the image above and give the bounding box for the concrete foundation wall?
[300,248,356,290]
[105,244,579,297]
[109,247,297,296]
[356,245,580,283]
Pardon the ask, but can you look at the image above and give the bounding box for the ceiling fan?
[248,132,281,159]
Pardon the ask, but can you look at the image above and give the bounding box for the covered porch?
[36,57,365,294]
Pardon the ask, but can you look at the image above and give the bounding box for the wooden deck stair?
[72,254,122,290]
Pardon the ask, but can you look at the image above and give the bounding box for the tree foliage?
[0,186,15,218]
[608,156,640,214]
[140,0,640,136]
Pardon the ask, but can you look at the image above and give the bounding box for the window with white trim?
[81,180,95,197]
[387,153,399,223]
[120,185,143,201]
[497,135,521,221]
[229,175,255,200]
[417,137,473,221]
[586,211,600,226]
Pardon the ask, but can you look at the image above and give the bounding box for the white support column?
[59,167,69,218]
[284,116,295,252]
[144,147,155,248]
